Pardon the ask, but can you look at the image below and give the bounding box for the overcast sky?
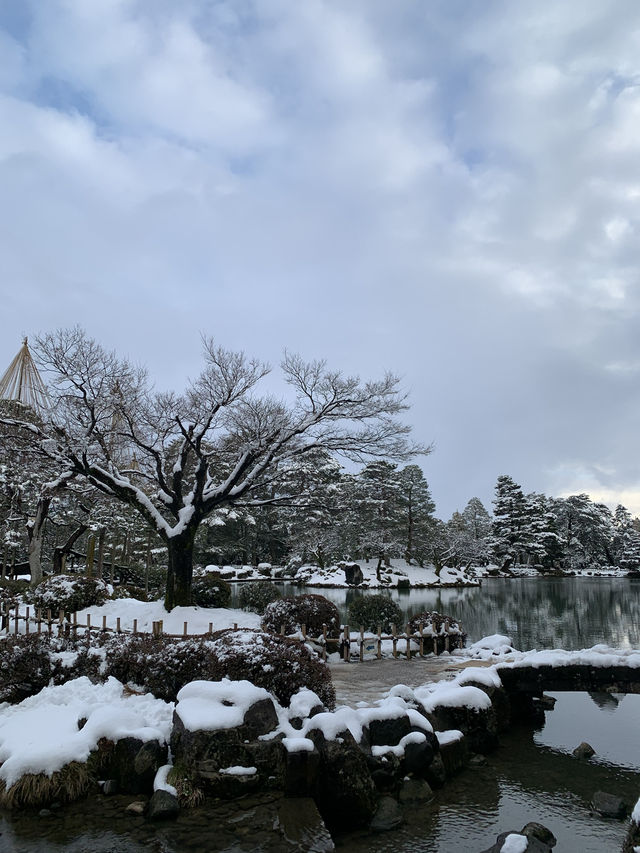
[1,0,640,518]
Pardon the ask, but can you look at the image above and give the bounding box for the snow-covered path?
[329,657,493,707]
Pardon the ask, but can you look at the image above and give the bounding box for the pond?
[230,576,640,650]
[3,577,640,852]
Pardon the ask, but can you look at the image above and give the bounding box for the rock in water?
[591,790,628,819]
[521,822,557,848]
[146,790,180,821]
[572,742,595,760]
[370,796,403,832]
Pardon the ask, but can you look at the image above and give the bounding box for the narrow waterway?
[3,578,640,852]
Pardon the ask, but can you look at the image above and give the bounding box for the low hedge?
[347,594,403,634]
[238,581,282,614]
[262,594,341,638]
[190,573,231,608]
[29,575,109,615]
[101,629,335,708]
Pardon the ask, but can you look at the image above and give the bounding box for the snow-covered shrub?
[190,573,231,608]
[30,574,109,614]
[238,581,282,614]
[348,594,403,633]
[0,634,54,703]
[262,594,341,638]
[205,629,335,709]
[102,634,217,702]
[102,629,335,708]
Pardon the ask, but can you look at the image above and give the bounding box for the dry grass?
[0,761,92,809]
[167,763,205,808]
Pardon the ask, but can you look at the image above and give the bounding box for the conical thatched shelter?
[0,338,49,416]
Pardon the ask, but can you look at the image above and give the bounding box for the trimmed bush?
[238,581,282,614]
[348,594,403,634]
[206,629,335,709]
[191,573,231,608]
[102,634,217,702]
[102,629,335,708]
[262,594,340,638]
[0,634,54,703]
[30,575,109,614]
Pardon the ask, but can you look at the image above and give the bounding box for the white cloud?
[2,1,640,515]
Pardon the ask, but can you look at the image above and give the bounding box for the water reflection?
[232,578,640,651]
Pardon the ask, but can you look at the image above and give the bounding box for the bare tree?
[4,328,426,609]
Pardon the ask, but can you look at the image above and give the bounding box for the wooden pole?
[392,624,397,659]
[405,622,411,660]
[419,622,424,657]
[96,527,106,579]
[86,534,96,578]
[322,623,327,662]
[377,625,382,659]
[359,625,364,662]
[432,618,438,655]
[343,624,350,662]
[444,619,450,653]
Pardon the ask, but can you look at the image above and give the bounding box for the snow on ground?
[75,598,261,635]
[0,677,173,789]
[209,559,480,588]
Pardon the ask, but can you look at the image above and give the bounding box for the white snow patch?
[500,834,528,853]
[153,764,177,797]
[0,677,173,789]
[219,765,257,776]
[282,737,315,753]
[175,679,272,733]
[436,730,464,746]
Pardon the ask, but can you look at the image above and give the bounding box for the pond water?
[230,576,640,650]
[3,578,640,852]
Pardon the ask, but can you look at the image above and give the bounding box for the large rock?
[343,563,364,586]
[368,714,412,747]
[398,778,433,804]
[591,790,628,818]
[521,822,557,848]
[284,746,321,796]
[429,703,498,755]
[402,732,437,776]
[479,830,554,853]
[309,729,378,832]
[146,790,179,821]
[438,733,469,777]
[370,796,403,832]
[101,737,168,795]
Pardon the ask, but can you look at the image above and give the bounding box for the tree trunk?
[165,527,197,610]
[53,524,88,574]
[27,496,51,587]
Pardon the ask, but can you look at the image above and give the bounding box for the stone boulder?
[100,737,168,795]
[146,790,179,821]
[572,742,595,760]
[521,822,557,848]
[479,830,554,853]
[370,796,403,832]
[343,563,364,586]
[308,729,378,832]
[591,790,628,819]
